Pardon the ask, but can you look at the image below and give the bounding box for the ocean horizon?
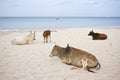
[0,17,120,30]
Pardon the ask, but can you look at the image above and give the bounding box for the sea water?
[0,17,120,30]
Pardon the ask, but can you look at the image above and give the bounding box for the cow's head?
[30,31,36,40]
[88,30,94,36]
[49,45,60,57]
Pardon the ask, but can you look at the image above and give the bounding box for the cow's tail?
[51,30,57,32]
[87,62,101,73]
[87,68,96,73]
[96,62,101,70]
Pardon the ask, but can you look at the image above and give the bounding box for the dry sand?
[0,28,120,80]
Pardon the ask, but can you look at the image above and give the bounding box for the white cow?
[11,31,36,45]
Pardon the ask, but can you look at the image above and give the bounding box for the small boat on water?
[56,17,60,20]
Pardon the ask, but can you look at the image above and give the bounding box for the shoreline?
[0,26,120,31]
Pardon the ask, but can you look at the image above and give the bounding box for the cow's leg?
[28,40,33,44]
[71,66,78,70]
[81,59,88,70]
[68,59,71,64]
[43,37,45,43]
[62,57,69,64]
[46,37,48,43]
[71,60,82,70]
[49,35,51,42]
[62,56,72,65]
[62,58,68,64]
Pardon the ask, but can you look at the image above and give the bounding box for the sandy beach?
[0,28,120,80]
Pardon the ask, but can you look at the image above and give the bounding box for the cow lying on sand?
[11,31,36,45]
[88,30,107,40]
[49,44,101,73]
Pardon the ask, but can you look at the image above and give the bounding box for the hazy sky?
[0,0,120,17]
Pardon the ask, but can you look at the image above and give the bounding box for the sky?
[0,0,120,17]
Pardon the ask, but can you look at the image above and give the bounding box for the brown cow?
[49,44,101,73]
[43,30,51,43]
[88,30,107,40]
